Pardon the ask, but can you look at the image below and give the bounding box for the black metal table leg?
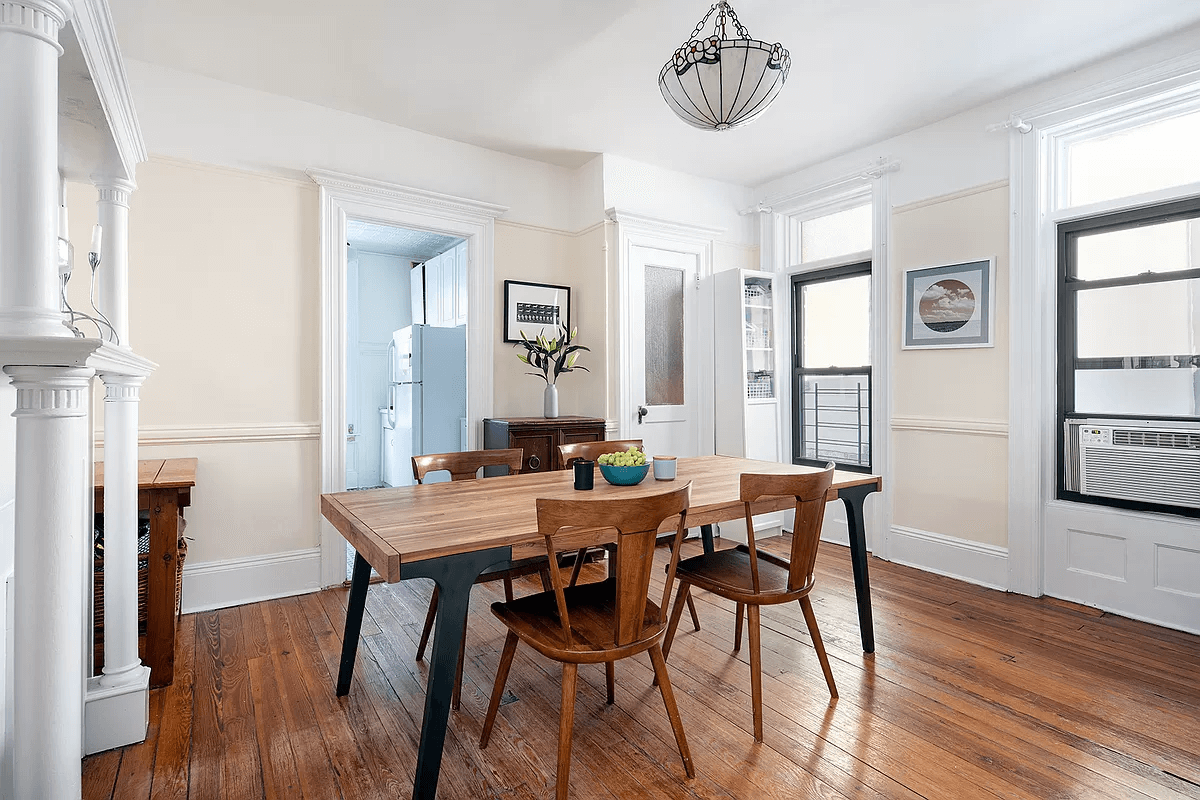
[337,551,373,696]
[404,546,511,800]
[840,483,877,653]
[700,523,716,554]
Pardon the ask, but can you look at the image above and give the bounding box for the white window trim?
[1007,52,1200,597]
[760,161,894,558]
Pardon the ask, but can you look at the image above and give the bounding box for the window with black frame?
[792,261,872,471]
[1058,196,1200,515]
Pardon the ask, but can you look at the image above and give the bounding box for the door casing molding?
[605,208,718,454]
[312,169,506,587]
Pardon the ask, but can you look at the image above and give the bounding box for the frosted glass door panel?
[645,265,685,406]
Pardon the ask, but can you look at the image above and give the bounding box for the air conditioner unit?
[1074,423,1200,509]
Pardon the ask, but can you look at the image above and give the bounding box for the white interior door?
[628,244,701,459]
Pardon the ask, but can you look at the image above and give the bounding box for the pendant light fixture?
[659,1,790,131]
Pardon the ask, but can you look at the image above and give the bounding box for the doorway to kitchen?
[314,169,506,589]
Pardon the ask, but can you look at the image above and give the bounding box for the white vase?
[544,383,559,418]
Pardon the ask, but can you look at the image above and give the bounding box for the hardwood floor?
[82,538,1200,799]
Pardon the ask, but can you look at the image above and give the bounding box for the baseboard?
[887,525,1009,590]
[84,668,149,755]
[181,547,322,613]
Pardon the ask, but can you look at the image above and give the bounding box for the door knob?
[637,406,648,424]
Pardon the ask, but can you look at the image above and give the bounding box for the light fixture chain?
[689,3,718,41]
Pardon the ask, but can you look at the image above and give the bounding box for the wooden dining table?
[321,455,881,800]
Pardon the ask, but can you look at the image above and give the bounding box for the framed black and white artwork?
[903,259,994,349]
[503,280,571,343]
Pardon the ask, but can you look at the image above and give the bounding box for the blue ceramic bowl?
[598,462,650,486]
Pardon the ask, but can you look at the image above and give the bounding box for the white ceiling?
[346,219,461,260]
[107,0,1200,187]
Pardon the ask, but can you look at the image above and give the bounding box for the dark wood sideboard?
[483,416,606,474]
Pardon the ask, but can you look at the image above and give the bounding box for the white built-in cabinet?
[714,268,785,542]
[714,268,782,462]
[421,241,468,328]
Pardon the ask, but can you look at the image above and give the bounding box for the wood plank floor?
[82,538,1200,800]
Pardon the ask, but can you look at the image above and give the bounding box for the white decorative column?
[98,374,145,685]
[94,178,135,345]
[5,366,93,800]
[0,0,74,338]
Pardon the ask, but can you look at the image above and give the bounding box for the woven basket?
[92,516,187,673]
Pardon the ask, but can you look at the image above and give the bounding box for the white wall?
[126,59,578,231]
[750,24,1200,589]
[602,153,757,245]
[346,249,409,489]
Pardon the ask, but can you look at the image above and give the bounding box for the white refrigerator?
[381,324,468,486]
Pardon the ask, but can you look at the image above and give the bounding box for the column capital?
[0,0,72,52]
[98,372,144,400]
[4,365,93,418]
[93,176,137,208]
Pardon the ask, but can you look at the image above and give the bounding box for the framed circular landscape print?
[903,259,994,349]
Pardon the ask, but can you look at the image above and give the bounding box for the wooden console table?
[483,416,606,474]
[94,457,196,689]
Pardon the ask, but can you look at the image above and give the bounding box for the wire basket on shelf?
[747,372,774,399]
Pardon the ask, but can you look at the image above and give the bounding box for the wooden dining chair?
[480,483,695,800]
[555,438,644,470]
[411,448,550,709]
[556,438,701,631]
[662,465,838,742]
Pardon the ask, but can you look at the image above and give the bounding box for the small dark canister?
[573,459,595,490]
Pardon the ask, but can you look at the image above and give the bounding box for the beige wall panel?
[892,429,1009,547]
[492,222,607,420]
[98,438,322,564]
[122,159,320,428]
[891,185,1010,422]
[714,242,759,273]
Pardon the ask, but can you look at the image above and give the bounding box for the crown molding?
[69,0,146,181]
[604,208,724,240]
[307,169,508,220]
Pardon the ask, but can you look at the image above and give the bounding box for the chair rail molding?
[312,168,506,587]
[891,416,1009,437]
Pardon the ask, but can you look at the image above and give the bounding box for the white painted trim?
[606,209,716,452]
[1012,49,1200,132]
[888,526,1010,591]
[1007,55,1200,600]
[604,208,725,240]
[763,165,893,561]
[309,169,507,219]
[180,547,322,614]
[83,667,148,755]
[69,0,147,181]
[891,416,1008,437]
[93,422,320,447]
[892,180,1010,215]
[313,169,504,587]
[762,157,901,215]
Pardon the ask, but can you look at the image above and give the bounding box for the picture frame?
[503,280,571,343]
[902,258,994,349]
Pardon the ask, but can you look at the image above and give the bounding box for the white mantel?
[0,0,149,795]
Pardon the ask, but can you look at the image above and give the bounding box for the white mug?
[653,456,677,481]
